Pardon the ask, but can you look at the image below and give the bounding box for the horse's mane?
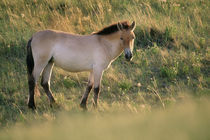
[94,21,130,35]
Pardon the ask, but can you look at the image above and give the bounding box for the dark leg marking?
[28,75,36,109]
[80,83,93,110]
[93,86,100,108]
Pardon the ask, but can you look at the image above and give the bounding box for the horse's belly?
[53,54,93,72]
[55,61,92,72]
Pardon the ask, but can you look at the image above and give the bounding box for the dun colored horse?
[26,21,136,110]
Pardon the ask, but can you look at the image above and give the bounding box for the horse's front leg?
[92,68,104,108]
[80,72,94,110]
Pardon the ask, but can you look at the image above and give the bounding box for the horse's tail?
[26,38,34,76]
[26,38,40,109]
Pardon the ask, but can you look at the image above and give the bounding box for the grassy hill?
[0,0,209,139]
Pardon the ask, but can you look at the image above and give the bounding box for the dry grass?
[0,0,209,139]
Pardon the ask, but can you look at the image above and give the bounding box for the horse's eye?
[120,37,123,40]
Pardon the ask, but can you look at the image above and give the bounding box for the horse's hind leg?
[28,62,47,109]
[27,39,46,109]
[41,60,55,105]
[27,74,36,109]
[80,72,94,110]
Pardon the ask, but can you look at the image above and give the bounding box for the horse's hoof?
[28,104,36,110]
[80,103,87,111]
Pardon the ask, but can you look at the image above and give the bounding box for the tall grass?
[0,0,209,139]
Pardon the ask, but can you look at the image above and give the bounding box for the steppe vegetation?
[0,0,209,139]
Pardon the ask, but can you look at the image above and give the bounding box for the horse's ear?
[117,22,123,31]
[130,21,136,31]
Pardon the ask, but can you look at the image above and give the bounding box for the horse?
[26,21,136,110]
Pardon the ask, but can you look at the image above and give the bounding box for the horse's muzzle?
[125,53,132,61]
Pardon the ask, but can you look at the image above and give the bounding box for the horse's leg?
[92,68,104,108]
[80,72,94,109]
[28,62,46,109]
[41,60,55,105]
[27,73,36,109]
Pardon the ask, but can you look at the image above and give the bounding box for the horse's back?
[32,29,99,50]
[31,30,102,72]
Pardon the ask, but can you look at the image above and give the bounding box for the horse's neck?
[110,41,124,60]
[99,34,124,61]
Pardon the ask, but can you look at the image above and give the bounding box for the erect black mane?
[94,21,130,35]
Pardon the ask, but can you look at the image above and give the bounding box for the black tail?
[26,38,36,110]
[26,38,34,75]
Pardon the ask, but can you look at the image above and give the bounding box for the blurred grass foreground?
[0,99,210,140]
[0,101,210,140]
[0,0,209,140]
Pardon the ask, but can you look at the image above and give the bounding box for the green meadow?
[0,0,209,139]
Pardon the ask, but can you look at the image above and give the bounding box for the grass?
[0,0,209,139]
[0,99,210,140]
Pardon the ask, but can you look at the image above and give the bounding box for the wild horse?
[26,21,136,110]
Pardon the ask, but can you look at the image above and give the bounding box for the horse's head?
[117,21,136,61]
